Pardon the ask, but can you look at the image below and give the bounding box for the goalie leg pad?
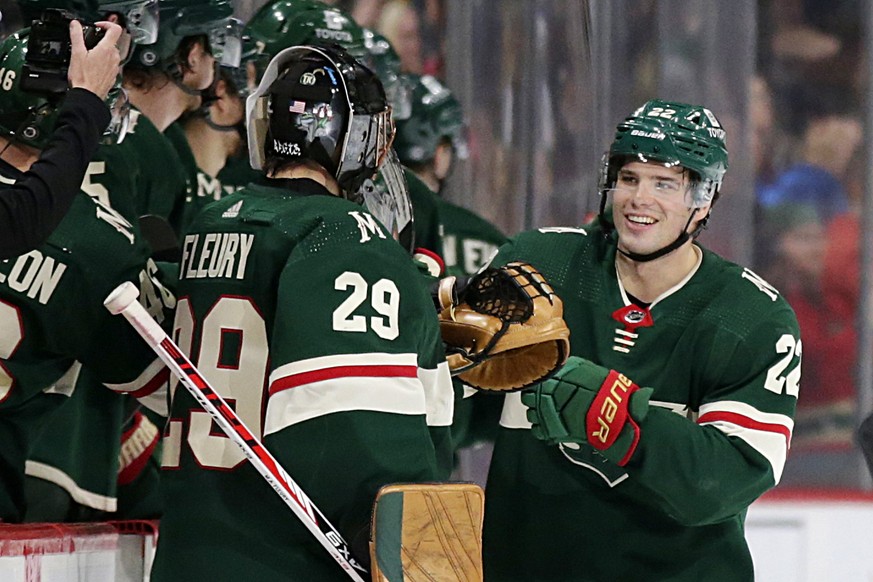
[370,483,484,582]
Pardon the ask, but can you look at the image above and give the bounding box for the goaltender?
[149,44,458,581]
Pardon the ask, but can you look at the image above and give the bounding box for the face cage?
[357,149,415,251]
[336,107,395,193]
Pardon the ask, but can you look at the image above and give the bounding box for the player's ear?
[183,37,208,70]
[691,202,712,230]
[433,142,453,181]
[214,78,229,100]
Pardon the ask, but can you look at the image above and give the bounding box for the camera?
[22,9,106,93]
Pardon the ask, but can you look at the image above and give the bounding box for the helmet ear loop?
[10,102,55,146]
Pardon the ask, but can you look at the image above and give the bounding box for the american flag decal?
[289,100,306,113]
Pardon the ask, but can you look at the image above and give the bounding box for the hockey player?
[150,45,453,580]
[243,0,447,266]
[121,0,239,232]
[394,73,507,278]
[0,28,175,523]
[166,64,247,234]
[481,100,800,581]
[393,74,508,467]
[13,0,168,523]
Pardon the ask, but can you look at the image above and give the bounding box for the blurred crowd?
[755,0,865,486]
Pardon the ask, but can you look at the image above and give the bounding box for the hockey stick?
[104,282,367,582]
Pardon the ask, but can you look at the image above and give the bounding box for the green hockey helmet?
[598,99,730,263]
[244,2,420,118]
[245,1,367,60]
[599,99,729,209]
[128,0,240,74]
[361,29,413,120]
[18,0,159,47]
[246,44,394,197]
[394,74,466,166]
[0,30,61,149]
[0,29,128,149]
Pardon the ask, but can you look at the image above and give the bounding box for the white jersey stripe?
[263,375,426,435]
[25,461,117,512]
[419,361,454,427]
[697,400,793,484]
[103,358,169,416]
[499,392,532,430]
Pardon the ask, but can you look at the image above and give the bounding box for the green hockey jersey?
[164,122,241,235]
[438,198,507,277]
[406,169,444,260]
[151,178,454,581]
[0,160,174,522]
[118,108,191,230]
[482,222,800,582]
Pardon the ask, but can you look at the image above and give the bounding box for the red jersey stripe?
[698,410,792,443]
[269,364,419,395]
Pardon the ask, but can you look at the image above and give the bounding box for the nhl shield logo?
[610,304,654,354]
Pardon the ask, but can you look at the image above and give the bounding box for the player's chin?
[616,232,660,256]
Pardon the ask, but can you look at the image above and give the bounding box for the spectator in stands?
[757,111,862,225]
[377,0,424,74]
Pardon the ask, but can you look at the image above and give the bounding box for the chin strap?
[613,208,709,263]
[205,116,246,139]
[171,75,203,98]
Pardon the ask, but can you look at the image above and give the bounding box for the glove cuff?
[586,371,651,466]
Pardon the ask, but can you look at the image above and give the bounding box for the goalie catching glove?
[437,261,570,392]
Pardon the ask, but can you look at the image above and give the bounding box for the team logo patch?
[300,71,319,85]
[610,304,654,354]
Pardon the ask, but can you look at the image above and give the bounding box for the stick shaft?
[105,283,367,581]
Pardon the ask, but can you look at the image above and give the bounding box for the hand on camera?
[68,20,122,99]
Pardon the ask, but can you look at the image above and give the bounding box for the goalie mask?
[598,99,729,262]
[246,44,394,198]
[0,30,129,149]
